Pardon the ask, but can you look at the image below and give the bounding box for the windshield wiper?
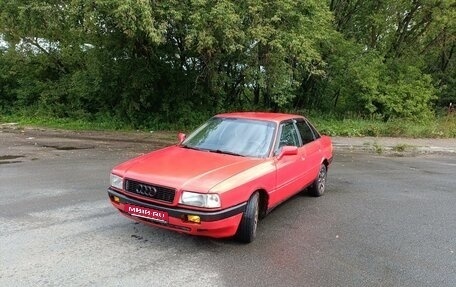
[182,146,244,157]
[181,145,206,151]
[209,149,245,157]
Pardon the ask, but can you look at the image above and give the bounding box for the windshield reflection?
[182,117,276,158]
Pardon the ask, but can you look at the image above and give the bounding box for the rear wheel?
[309,164,327,197]
[235,192,259,243]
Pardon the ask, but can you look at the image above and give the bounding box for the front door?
[270,121,305,207]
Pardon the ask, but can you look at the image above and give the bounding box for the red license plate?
[124,204,168,223]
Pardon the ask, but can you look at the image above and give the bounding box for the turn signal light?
[113,196,120,203]
[186,215,201,224]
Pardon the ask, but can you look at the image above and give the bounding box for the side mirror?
[277,146,298,160]
[178,133,186,144]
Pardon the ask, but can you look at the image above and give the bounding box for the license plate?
[124,204,168,223]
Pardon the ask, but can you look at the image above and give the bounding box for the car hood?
[112,146,264,193]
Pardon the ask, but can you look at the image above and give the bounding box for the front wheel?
[309,164,327,197]
[235,192,259,243]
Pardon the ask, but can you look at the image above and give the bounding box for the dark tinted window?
[307,120,321,139]
[296,120,315,145]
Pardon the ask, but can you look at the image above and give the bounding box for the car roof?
[215,112,305,123]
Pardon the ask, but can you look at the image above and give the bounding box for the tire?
[235,192,259,243]
[309,164,327,197]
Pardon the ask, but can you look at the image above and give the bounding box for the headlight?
[110,174,123,189]
[179,191,221,208]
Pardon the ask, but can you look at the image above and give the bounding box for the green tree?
[0,0,454,127]
[328,0,455,119]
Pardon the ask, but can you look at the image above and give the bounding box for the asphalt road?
[1,129,455,287]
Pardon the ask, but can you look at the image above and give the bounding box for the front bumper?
[107,188,246,238]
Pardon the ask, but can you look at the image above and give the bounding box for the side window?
[278,122,300,150]
[296,120,315,145]
[307,120,321,139]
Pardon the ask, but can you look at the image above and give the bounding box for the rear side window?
[307,120,321,139]
[296,120,316,145]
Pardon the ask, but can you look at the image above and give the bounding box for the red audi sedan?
[108,112,333,243]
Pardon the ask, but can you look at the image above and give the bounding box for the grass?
[391,143,413,152]
[0,114,133,131]
[309,113,456,138]
[1,112,455,138]
[372,142,384,154]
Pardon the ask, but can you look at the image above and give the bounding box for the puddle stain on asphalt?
[0,161,22,165]
[41,144,95,151]
[0,155,24,164]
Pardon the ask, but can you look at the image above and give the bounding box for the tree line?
[0,0,454,127]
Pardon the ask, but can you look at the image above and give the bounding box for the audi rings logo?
[135,184,158,197]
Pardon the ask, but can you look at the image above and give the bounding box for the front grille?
[125,180,175,203]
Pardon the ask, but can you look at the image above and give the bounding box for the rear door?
[295,119,322,184]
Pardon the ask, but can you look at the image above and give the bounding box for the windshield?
[182,117,276,158]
